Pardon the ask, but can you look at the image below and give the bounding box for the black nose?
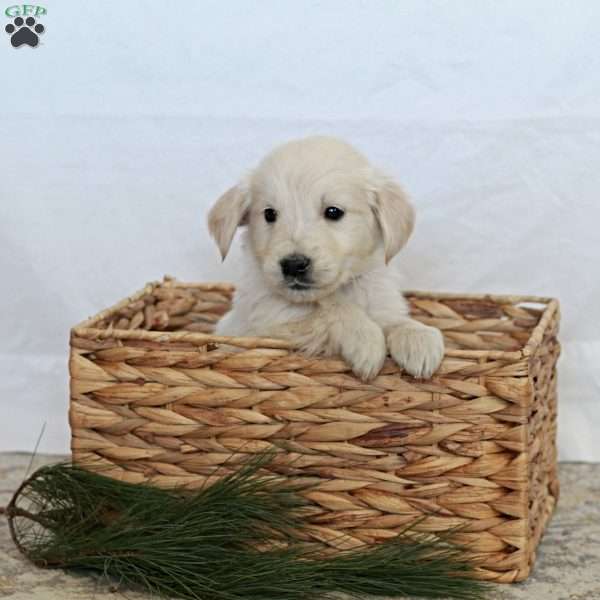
[280,254,311,278]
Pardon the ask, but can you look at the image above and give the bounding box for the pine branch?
[3,454,489,600]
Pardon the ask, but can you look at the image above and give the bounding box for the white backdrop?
[1,1,599,460]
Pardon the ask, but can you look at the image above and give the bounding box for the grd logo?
[5,4,46,47]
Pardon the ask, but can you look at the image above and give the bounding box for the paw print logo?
[5,16,45,47]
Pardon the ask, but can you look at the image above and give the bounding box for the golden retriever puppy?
[208,136,444,381]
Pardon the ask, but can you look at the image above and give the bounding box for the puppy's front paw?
[338,319,387,382]
[388,323,444,379]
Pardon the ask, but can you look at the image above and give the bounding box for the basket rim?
[71,278,559,360]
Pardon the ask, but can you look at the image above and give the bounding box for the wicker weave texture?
[69,279,560,583]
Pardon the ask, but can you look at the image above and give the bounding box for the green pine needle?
[5,453,488,600]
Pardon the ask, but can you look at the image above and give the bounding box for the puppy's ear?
[368,171,415,263]
[207,183,251,260]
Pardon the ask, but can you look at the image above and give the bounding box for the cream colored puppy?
[208,136,444,381]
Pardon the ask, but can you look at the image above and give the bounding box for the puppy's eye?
[324,206,345,221]
[264,208,278,223]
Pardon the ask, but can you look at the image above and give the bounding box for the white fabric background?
[1,1,598,459]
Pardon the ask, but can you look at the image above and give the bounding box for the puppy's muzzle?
[280,254,312,287]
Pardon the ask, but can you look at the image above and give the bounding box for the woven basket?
[69,278,560,583]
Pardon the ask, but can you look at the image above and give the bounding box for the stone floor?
[1,454,599,600]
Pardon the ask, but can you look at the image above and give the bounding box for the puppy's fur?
[208,136,444,381]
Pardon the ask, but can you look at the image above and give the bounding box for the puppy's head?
[208,136,414,303]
